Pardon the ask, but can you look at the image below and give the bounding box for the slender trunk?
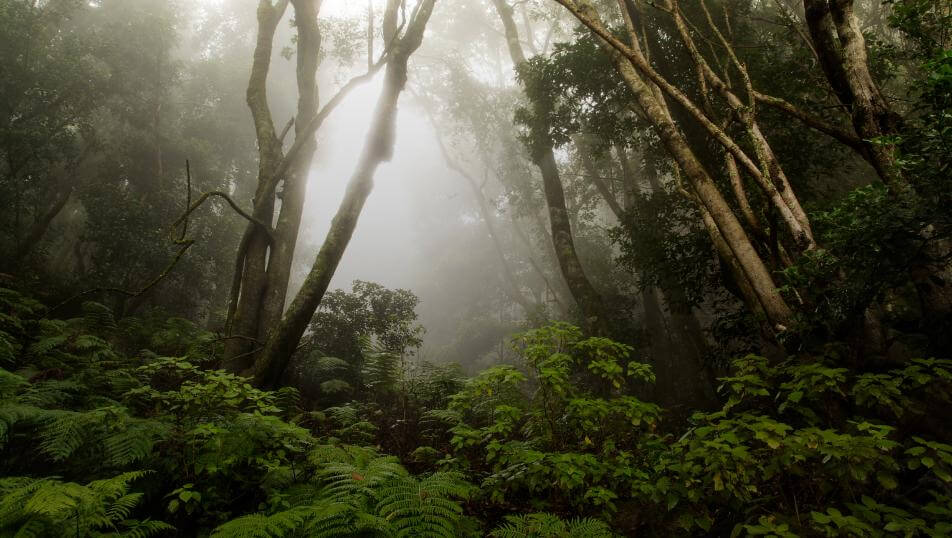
[225,0,328,370]
[576,137,624,218]
[433,131,537,314]
[224,0,289,368]
[512,217,571,315]
[667,0,813,248]
[252,0,437,387]
[258,0,323,341]
[616,45,793,328]
[491,0,609,334]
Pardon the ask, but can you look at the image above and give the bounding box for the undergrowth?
[0,287,950,536]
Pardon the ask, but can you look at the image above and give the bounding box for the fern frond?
[318,448,408,500]
[80,301,118,333]
[0,331,19,367]
[374,473,472,538]
[0,473,163,536]
[38,409,92,461]
[0,404,51,445]
[211,503,353,538]
[117,519,176,538]
[87,470,152,501]
[19,379,87,407]
[490,513,613,537]
[106,493,144,521]
[29,333,67,356]
[102,420,170,466]
[0,368,27,399]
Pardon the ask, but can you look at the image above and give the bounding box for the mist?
[2,0,950,534]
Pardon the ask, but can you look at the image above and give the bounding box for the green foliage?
[439,323,659,521]
[0,471,174,536]
[213,445,473,538]
[1,281,951,537]
[0,286,477,535]
[490,512,614,538]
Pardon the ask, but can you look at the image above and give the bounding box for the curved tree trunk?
[802,0,904,188]
[257,0,322,341]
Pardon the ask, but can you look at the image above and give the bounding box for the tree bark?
[491,0,609,334]
[258,0,323,340]
[224,0,290,369]
[561,0,794,330]
[802,0,904,188]
[251,0,438,388]
[225,0,324,371]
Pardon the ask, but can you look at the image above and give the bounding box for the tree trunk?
[224,0,289,369]
[13,185,72,265]
[560,0,794,331]
[430,123,537,315]
[224,0,323,371]
[258,0,323,341]
[491,0,609,334]
[802,0,904,188]
[251,0,437,388]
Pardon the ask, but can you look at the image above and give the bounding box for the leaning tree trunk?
[558,0,795,331]
[251,0,438,388]
[803,0,904,188]
[491,0,610,335]
[803,0,952,345]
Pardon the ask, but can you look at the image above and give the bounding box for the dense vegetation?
[1,0,951,535]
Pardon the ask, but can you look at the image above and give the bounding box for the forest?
[0,0,950,535]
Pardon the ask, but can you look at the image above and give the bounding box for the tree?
[224,0,324,368]
[251,0,439,388]
[304,280,424,365]
[491,0,611,335]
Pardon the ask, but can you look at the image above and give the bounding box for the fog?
[4,1,948,531]
[6,0,940,399]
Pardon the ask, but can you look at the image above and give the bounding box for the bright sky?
[322,0,375,17]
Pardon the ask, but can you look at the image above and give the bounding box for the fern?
[211,503,354,538]
[0,403,51,446]
[0,472,172,536]
[79,301,118,334]
[0,330,18,367]
[361,336,403,392]
[490,513,614,538]
[375,472,473,538]
[0,403,167,467]
[19,378,87,407]
[312,445,408,499]
[0,368,26,398]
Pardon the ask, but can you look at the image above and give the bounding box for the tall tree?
[251,0,439,387]
[551,0,796,331]
[224,0,323,369]
[491,0,610,335]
